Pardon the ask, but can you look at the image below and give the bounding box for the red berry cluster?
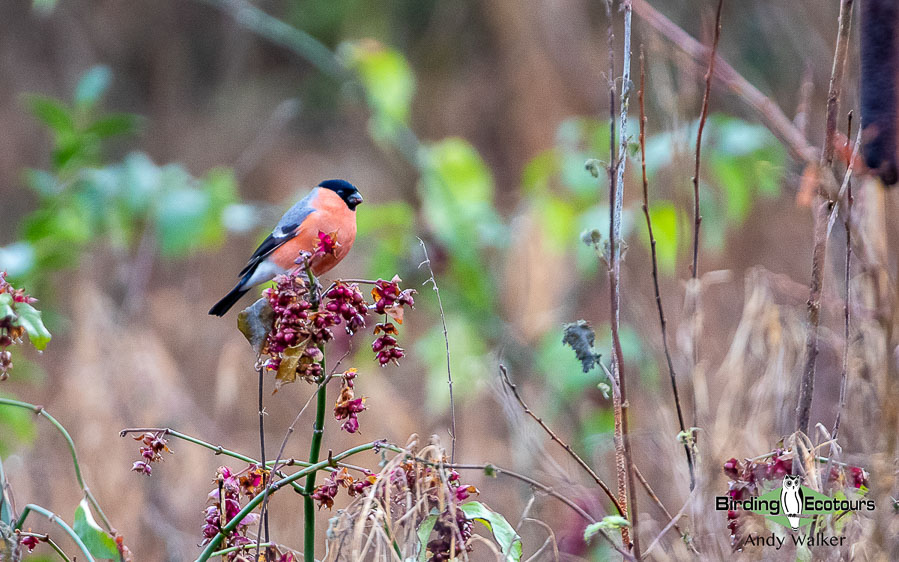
[371,276,415,318]
[0,272,37,380]
[263,273,313,372]
[130,432,171,476]
[372,322,404,366]
[325,282,368,335]
[262,272,340,383]
[723,450,869,548]
[333,369,366,433]
[201,466,263,554]
[311,467,376,510]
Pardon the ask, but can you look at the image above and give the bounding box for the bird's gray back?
[275,187,318,236]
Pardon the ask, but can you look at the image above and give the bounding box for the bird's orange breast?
[270,189,357,275]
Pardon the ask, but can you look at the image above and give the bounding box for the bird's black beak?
[347,192,363,208]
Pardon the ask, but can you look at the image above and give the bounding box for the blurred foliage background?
[0,0,859,559]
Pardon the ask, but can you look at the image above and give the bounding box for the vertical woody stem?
[303,346,327,562]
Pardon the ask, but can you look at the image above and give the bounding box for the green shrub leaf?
[12,302,51,351]
[73,498,118,559]
[460,501,522,561]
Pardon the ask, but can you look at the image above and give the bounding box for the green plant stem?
[195,442,382,561]
[0,398,114,533]
[14,504,95,562]
[303,345,328,562]
[17,531,73,562]
[210,542,273,557]
[196,0,347,80]
[119,427,308,494]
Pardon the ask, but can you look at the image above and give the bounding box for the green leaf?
[522,150,559,194]
[459,501,522,561]
[645,202,678,275]
[537,195,577,252]
[584,515,630,543]
[85,113,141,138]
[417,513,438,562]
[342,41,415,125]
[0,295,15,326]
[154,186,210,256]
[26,95,74,134]
[12,302,51,351]
[73,498,118,559]
[74,66,112,109]
[420,137,500,252]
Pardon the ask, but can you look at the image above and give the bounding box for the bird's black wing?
[238,225,298,278]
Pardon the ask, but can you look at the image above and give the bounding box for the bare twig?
[690,0,723,281]
[638,46,695,491]
[827,113,855,485]
[418,238,456,463]
[632,0,816,164]
[604,0,640,553]
[498,365,624,516]
[797,0,854,436]
[604,2,628,548]
[640,492,695,559]
[633,466,699,555]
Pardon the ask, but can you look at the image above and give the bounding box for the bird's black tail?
[209,283,250,316]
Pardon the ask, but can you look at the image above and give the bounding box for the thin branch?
[690,0,723,281]
[633,466,699,555]
[639,492,695,559]
[254,351,346,556]
[638,45,695,491]
[607,0,640,556]
[797,0,854,436]
[418,238,456,463]
[195,442,387,561]
[632,0,816,164]
[211,542,275,558]
[15,531,73,562]
[119,427,307,493]
[195,0,347,80]
[498,365,623,515]
[441,463,632,560]
[14,504,94,562]
[827,112,855,486]
[257,366,269,542]
[833,112,853,441]
[0,399,114,534]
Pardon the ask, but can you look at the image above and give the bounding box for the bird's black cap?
[319,179,363,210]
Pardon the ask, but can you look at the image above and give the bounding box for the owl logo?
[780,475,804,531]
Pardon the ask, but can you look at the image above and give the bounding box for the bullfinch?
[209,179,363,316]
